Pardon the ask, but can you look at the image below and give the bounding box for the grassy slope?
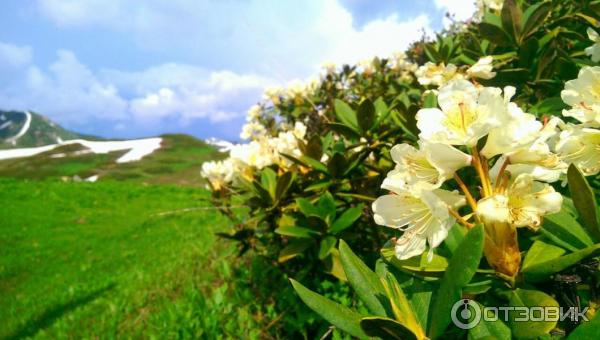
[0,134,223,186]
[0,179,260,339]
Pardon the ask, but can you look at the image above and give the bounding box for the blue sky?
[0,0,475,140]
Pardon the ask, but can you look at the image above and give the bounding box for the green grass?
[0,178,263,339]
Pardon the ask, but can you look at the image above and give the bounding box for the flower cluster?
[416,56,496,87]
[373,66,600,270]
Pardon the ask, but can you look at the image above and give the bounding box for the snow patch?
[205,137,234,152]
[0,137,162,163]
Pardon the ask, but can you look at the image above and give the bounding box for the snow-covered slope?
[0,138,163,163]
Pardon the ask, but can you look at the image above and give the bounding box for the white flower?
[466,56,496,79]
[382,142,471,191]
[585,27,600,62]
[482,0,503,10]
[246,104,262,122]
[321,61,337,75]
[415,62,461,87]
[416,79,506,146]
[481,88,542,158]
[372,187,465,260]
[230,140,276,169]
[240,122,267,140]
[264,86,283,105]
[488,117,567,183]
[561,66,600,126]
[201,159,237,190]
[555,124,600,176]
[358,58,376,76]
[476,174,562,229]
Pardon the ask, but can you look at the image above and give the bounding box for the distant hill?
[0,110,96,149]
[0,111,225,186]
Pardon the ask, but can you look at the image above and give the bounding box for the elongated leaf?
[469,302,511,339]
[278,240,313,262]
[357,99,376,133]
[522,240,565,271]
[567,310,600,339]
[317,191,337,224]
[521,1,551,39]
[326,123,360,139]
[304,135,323,160]
[360,317,417,340]
[304,180,333,192]
[296,198,321,218]
[318,236,337,260]
[382,242,448,277]
[479,22,511,46]
[301,155,330,174]
[542,210,594,251]
[339,240,387,316]
[290,279,367,338]
[429,224,484,339]
[330,206,364,234]
[382,272,427,338]
[501,0,522,42]
[275,171,293,202]
[568,164,600,241]
[509,289,558,338]
[260,167,277,199]
[327,153,347,178]
[334,99,359,130]
[274,225,319,239]
[522,244,600,282]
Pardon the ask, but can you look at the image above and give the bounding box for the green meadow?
[0,179,265,339]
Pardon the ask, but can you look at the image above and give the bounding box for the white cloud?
[0,42,33,69]
[434,0,478,27]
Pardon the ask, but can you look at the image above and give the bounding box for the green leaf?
[423,91,438,108]
[304,180,333,192]
[501,0,522,42]
[567,311,600,339]
[326,123,360,139]
[529,97,568,116]
[567,164,600,241]
[318,236,337,260]
[542,210,594,251]
[443,224,467,255]
[317,191,337,223]
[357,99,376,133]
[275,225,319,239]
[330,206,364,234]
[296,198,322,218]
[521,1,551,39]
[360,317,417,340]
[300,155,330,174]
[339,240,387,316]
[381,272,427,338]
[278,240,313,262]
[275,171,294,202]
[327,153,347,178]
[509,289,558,338]
[479,22,511,46]
[290,279,367,338]
[252,180,272,205]
[522,240,566,271]
[260,167,277,199]
[382,242,448,277]
[304,135,323,160]
[522,244,600,282]
[334,99,359,130]
[469,302,511,340]
[429,224,484,339]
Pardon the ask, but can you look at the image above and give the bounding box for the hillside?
[0,134,223,186]
[0,110,92,149]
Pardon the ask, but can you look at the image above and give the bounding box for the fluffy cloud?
[9,0,452,139]
[434,0,478,27]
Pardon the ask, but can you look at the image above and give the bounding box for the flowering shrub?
[202,0,600,337]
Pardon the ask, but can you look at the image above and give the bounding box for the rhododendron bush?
[202,0,600,338]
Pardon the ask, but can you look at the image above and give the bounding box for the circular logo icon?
[451,299,481,329]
